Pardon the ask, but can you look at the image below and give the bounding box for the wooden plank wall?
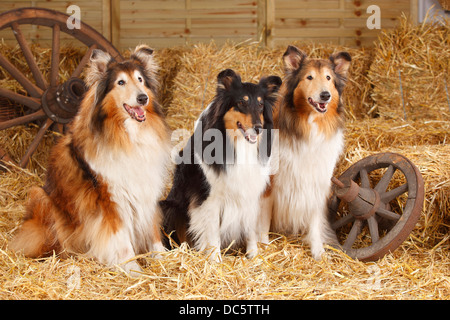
[0,0,109,47]
[118,0,260,49]
[271,0,418,47]
[0,0,418,49]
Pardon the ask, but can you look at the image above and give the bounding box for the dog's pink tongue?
[133,106,144,117]
[132,106,146,121]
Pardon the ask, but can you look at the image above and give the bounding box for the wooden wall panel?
[118,0,259,50]
[272,0,417,47]
[0,0,419,49]
[0,0,107,47]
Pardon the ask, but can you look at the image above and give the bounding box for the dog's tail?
[159,199,189,249]
[9,187,59,258]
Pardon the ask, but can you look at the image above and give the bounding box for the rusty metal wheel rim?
[328,152,424,261]
[0,7,123,168]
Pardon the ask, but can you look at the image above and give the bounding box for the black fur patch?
[68,140,98,188]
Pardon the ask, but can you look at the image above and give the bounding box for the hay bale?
[368,14,450,120]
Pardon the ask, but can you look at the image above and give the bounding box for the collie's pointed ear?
[217,69,241,91]
[329,51,351,78]
[131,44,154,65]
[85,49,112,87]
[283,45,307,71]
[131,44,158,80]
[259,75,282,101]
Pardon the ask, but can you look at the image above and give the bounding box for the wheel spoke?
[56,123,63,134]
[50,24,60,87]
[381,184,408,203]
[70,44,97,79]
[0,109,46,130]
[11,22,48,90]
[360,168,370,188]
[0,54,43,98]
[0,87,41,110]
[367,216,379,243]
[19,118,53,168]
[331,213,355,230]
[375,165,395,193]
[343,219,362,251]
[376,207,401,221]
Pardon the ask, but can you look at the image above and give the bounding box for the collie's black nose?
[320,91,331,101]
[254,123,263,134]
[137,94,148,105]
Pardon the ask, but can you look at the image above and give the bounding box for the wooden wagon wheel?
[0,7,123,168]
[328,152,424,262]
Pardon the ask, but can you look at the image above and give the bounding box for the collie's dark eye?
[306,75,313,80]
[118,80,125,86]
[326,75,331,81]
[138,76,143,83]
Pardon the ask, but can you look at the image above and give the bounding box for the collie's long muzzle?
[123,103,146,122]
[308,91,331,113]
[123,93,148,122]
[237,121,262,144]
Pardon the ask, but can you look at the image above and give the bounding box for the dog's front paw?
[208,247,222,263]
[245,241,259,259]
[310,245,325,261]
[151,242,167,259]
[121,260,143,277]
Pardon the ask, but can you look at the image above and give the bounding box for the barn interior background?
[0,0,449,299]
[0,0,439,49]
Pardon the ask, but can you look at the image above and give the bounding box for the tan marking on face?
[109,70,152,108]
[292,62,338,112]
[223,109,253,131]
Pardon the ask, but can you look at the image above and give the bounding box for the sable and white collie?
[161,69,281,261]
[260,45,351,260]
[10,45,170,274]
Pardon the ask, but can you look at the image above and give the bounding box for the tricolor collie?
[161,69,281,261]
[260,46,351,260]
[10,45,170,274]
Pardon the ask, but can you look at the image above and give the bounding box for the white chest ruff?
[87,127,169,248]
[272,124,344,234]
[193,138,270,245]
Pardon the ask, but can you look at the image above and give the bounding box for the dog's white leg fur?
[306,204,327,260]
[258,194,273,245]
[188,197,222,263]
[148,239,166,260]
[150,241,166,254]
[245,229,259,259]
[85,222,142,275]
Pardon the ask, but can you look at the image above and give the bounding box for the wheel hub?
[331,176,381,220]
[41,78,86,124]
